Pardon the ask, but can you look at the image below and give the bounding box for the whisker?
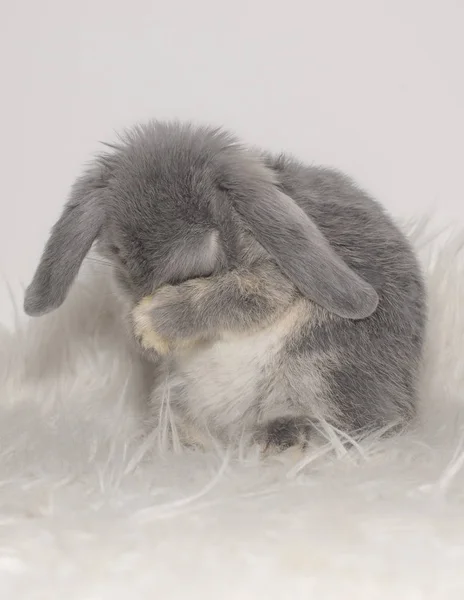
[84,256,113,268]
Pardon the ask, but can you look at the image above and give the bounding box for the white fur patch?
[175,326,283,430]
[157,301,316,435]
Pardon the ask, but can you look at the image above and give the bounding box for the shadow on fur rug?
[1,218,464,599]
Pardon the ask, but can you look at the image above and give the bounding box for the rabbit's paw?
[132,295,172,355]
[255,416,312,454]
[132,285,200,355]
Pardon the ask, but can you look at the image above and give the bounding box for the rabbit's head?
[24,121,378,319]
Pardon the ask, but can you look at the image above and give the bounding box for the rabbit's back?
[264,154,427,429]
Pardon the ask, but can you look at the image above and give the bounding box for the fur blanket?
[0,218,463,599]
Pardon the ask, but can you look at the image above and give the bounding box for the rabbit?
[24,120,426,452]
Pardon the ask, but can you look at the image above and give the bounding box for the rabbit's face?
[94,163,232,303]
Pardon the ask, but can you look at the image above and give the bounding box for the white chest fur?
[152,301,313,441]
[170,324,286,433]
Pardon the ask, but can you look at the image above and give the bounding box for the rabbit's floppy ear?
[226,165,378,319]
[24,166,107,316]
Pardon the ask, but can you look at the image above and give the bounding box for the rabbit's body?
[25,121,426,451]
[146,157,425,447]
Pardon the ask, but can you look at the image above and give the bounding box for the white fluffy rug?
[1,218,464,599]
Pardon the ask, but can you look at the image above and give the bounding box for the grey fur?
[24,166,106,316]
[25,120,426,450]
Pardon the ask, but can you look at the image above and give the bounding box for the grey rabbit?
[24,120,426,451]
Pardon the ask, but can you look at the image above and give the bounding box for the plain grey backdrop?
[1,0,463,323]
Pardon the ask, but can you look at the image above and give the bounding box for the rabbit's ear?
[233,185,378,319]
[24,166,106,316]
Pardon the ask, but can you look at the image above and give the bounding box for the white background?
[1,0,463,323]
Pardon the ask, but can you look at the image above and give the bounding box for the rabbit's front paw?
[132,285,200,355]
[132,295,172,355]
[255,417,312,454]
